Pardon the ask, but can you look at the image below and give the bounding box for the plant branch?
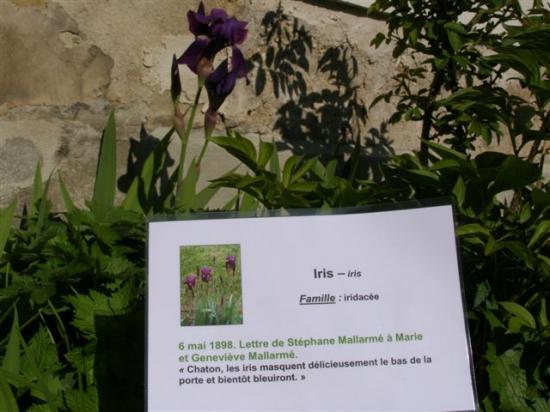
[419,71,444,164]
[176,84,203,197]
[527,109,550,164]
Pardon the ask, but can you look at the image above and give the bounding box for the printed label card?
[147,204,477,412]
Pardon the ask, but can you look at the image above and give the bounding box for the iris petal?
[177,38,210,74]
[205,50,249,112]
[210,8,229,22]
[212,18,248,44]
[231,47,248,79]
[187,2,210,36]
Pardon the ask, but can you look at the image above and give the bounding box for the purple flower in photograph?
[184,274,196,291]
[200,266,213,282]
[225,255,236,272]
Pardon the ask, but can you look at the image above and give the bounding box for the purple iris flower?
[184,274,196,290]
[200,267,213,282]
[177,2,248,81]
[205,47,248,112]
[225,255,236,272]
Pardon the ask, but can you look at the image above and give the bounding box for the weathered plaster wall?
[1,0,510,209]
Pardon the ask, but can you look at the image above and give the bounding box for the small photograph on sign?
[180,244,243,327]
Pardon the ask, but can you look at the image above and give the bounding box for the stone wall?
[0,0,539,209]
[0,0,412,208]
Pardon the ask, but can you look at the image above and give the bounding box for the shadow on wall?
[250,2,394,179]
[117,125,175,205]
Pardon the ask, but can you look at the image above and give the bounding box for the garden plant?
[1,0,550,410]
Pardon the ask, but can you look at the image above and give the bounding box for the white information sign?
[147,204,477,412]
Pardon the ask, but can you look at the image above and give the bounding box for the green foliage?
[210,131,381,209]
[359,4,550,405]
[369,0,550,162]
[0,197,145,410]
[0,122,147,409]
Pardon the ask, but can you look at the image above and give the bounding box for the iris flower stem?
[196,136,210,168]
[176,83,203,195]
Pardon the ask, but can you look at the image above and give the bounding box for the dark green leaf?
[282,156,300,187]
[239,192,258,212]
[0,199,16,256]
[445,22,467,35]
[257,140,274,169]
[58,174,76,213]
[222,193,239,211]
[456,223,491,238]
[0,376,19,412]
[453,176,466,207]
[288,181,318,192]
[2,307,20,375]
[539,299,548,328]
[290,158,317,183]
[65,388,98,412]
[66,287,135,338]
[532,188,550,209]
[447,29,462,51]
[486,344,530,411]
[92,111,117,212]
[495,240,535,268]
[519,202,531,224]
[30,162,43,217]
[269,139,281,180]
[35,176,51,233]
[175,160,199,210]
[491,156,540,194]
[210,135,258,172]
[528,219,550,248]
[424,140,470,166]
[500,301,537,330]
[194,186,220,209]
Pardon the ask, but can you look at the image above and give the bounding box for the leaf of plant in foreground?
[65,387,98,412]
[491,155,540,194]
[2,307,20,375]
[499,301,537,330]
[175,159,199,210]
[486,344,530,411]
[0,375,19,412]
[92,111,117,215]
[0,199,16,256]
